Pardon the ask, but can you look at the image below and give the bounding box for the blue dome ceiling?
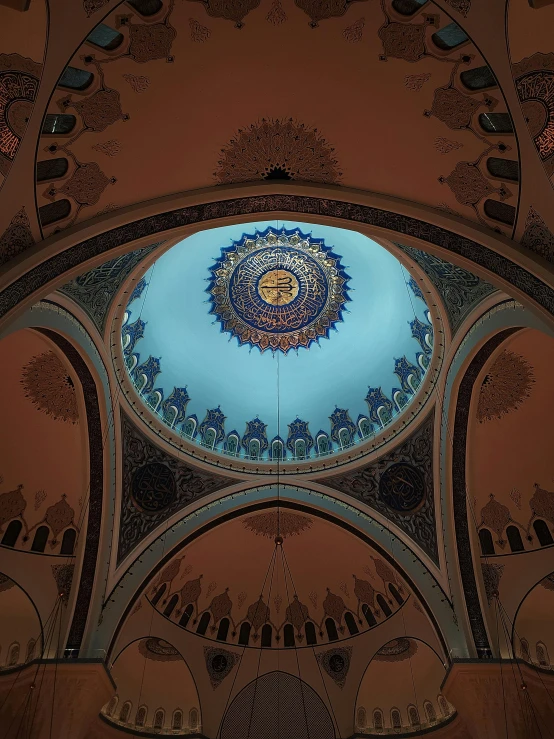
[121,221,433,462]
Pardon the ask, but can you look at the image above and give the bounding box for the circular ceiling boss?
[207,228,351,354]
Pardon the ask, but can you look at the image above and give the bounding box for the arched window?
[377,594,392,618]
[171,710,183,731]
[196,612,210,635]
[119,701,132,723]
[61,528,77,555]
[226,434,239,455]
[373,708,384,731]
[59,66,94,91]
[127,0,163,16]
[179,603,193,627]
[344,612,359,635]
[424,700,436,723]
[147,390,163,412]
[272,440,284,460]
[507,525,524,552]
[184,417,196,437]
[126,354,138,372]
[533,520,554,547]
[479,528,495,555]
[479,113,514,134]
[484,199,516,227]
[356,706,367,728]
[217,617,230,641]
[408,704,420,726]
[42,114,76,135]
[163,593,179,618]
[7,643,19,666]
[325,618,338,641]
[86,23,124,51]
[418,353,429,371]
[389,583,403,605]
[135,705,147,727]
[26,639,35,662]
[393,391,407,412]
[487,157,519,182]
[238,621,251,646]
[407,373,420,394]
[391,0,427,16]
[2,519,22,547]
[536,642,550,666]
[431,22,468,50]
[203,428,216,449]
[164,405,178,427]
[460,65,496,91]
[305,622,317,646]
[36,157,68,182]
[338,428,350,448]
[153,708,164,729]
[438,695,449,717]
[295,439,306,460]
[31,525,49,552]
[151,583,166,606]
[106,696,118,717]
[391,708,402,729]
[362,603,377,627]
[317,435,329,454]
[249,439,261,460]
[358,417,371,438]
[189,708,199,730]
[172,709,183,730]
[520,638,531,661]
[261,624,272,647]
[284,623,295,647]
[377,405,391,427]
[38,200,71,227]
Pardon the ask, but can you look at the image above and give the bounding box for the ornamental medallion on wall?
[207,227,350,354]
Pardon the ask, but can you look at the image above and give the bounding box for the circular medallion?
[131,462,176,513]
[257,269,299,306]
[208,228,350,354]
[211,654,228,673]
[328,654,345,672]
[378,463,425,512]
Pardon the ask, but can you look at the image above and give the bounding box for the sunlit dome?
[120,221,434,463]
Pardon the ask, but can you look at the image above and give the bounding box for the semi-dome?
[120,221,435,463]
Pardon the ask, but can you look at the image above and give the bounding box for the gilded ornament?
[208,228,350,354]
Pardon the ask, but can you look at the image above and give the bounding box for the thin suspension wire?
[280,547,341,736]
[215,547,278,739]
[279,546,310,739]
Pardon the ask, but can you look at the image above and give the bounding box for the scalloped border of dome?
[109,235,445,475]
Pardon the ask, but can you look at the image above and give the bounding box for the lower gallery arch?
[0,573,42,667]
[220,671,335,739]
[2,190,554,333]
[98,636,200,735]
[355,637,454,734]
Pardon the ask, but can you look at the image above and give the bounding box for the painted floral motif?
[343,17,365,42]
[374,638,418,662]
[521,206,554,264]
[138,638,181,662]
[21,351,78,424]
[481,563,504,604]
[122,74,150,94]
[267,0,287,24]
[296,0,369,27]
[434,137,463,155]
[242,510,313,538]
[477,350,534,423]
[189,18,211,41]
[0,206,34,267]
[405,73,431,91]
[215,118,341,184]
[188,0,260,28]
[52,563,74,604]
[92,139,122,157]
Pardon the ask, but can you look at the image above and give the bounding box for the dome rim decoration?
[110,228,445,474]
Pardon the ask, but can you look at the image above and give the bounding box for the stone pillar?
[442,660,554,739]
[0,659,114,739]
